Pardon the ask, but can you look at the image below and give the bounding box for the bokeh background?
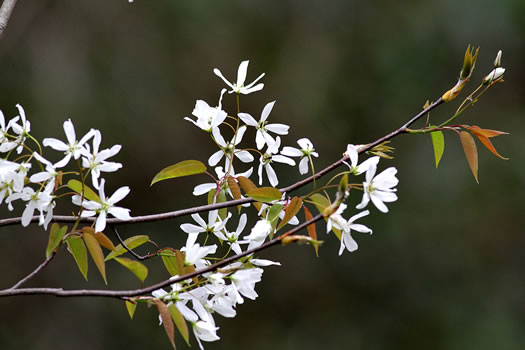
[1,0,524,349]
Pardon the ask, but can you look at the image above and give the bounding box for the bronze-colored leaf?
[459,131,479,183]
[468,125,509,138]
[83,231,107,284]
[278,197,303,230]
[227,176,242,213]
[155,299,176,349]
[304,206,319,257]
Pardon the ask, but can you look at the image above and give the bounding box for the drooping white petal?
[238,113,258,127]
[208,150,224,167]
[235,150,254,163]
[109,207,131,220]
[298,157,309,175]
[193,183,216,196]
[265,123,289,135]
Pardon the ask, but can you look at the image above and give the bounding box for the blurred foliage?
[0,0,524,349]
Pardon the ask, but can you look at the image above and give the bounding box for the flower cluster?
[0,106,131,231]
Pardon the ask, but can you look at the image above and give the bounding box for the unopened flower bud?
[483,67,505,85]
[493,50,502,68]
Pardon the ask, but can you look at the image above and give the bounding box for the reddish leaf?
[474,134,509,160]
[155,300,176,349]
[468,125,509,138]
[459,131,479,183]
[304,206,319,257]
[278,197,303,230]
[169,304,190,346]
[237,176,261,211]
[227,176,242,213]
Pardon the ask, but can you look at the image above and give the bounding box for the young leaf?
[467,126,509,160]
[246,187,282,202]
[105,235,149,261]
[67,179,100,202]
[310,193,330,214]
[430,128,445,168]
[81,227,116,251]
[83,231,107,284]
[67,236,88,281]
[125,300,137,320]
[227,176,242,213]
[168,304,190,346]
[115,257,149,282]
[303,206,319,257]
[278,197,303,230]
[267,204,284,224]
[459,131,479,183]
[154,299,176,349]
[237,176,261,211]
[151,160,207,186]
[46,223,68,258]
[160,249,179,276]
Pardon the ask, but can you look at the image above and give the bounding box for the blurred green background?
[1,0,524,349]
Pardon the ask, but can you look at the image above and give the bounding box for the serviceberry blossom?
[208,125,254,167]
[0,159,19,204]
[176,299,220,350]
[212,213,248,255]
[43,119,96,168]
[192,166,253,197]
[81,130,122,189]
[72,179,131,232]
[238,101,289,150]
[180,210,231,239]
[257,136,295,186]
[356,163,399,213]
[281,138,319,175]
[0,109,19,153]
[213,60,265,95]
[7,181,55,229]
[230,267,263,303]
[343,144,380,175]
[29,153,60,188]
[185,89,228,132]
[9,104,31,154]
[181,232,218,267]
[327,205,372,255]
[244,216,273,250]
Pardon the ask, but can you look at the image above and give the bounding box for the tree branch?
[0,0,18,39]
[0,97,443,228]
[9,248,58,289]
[0,213,324,298]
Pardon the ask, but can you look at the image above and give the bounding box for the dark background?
[0,0,524,349]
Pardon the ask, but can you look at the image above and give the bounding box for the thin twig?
[0,0,18,39]
[0,213,324,298]
[9,249,58,289]
[111,225,156,261]
[0,98,443,229]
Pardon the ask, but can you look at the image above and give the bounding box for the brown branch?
[9,248,58,289]
[0,0,18,39]
[0,213,324,298]
[0,97,443,228]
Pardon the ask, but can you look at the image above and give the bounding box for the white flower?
[238,101,289,150]
[281,138,319,175]
[257,136,295,186]
[30,152,60,189]
[7,181,55,229]
[337,210,372,255]
[230,268,263,303]
[214,213,248,255]
[208,125,253,167]
[180,210,231,240]
[9,104,31,154]
[356,163,398,213]
[181,232,217,267]
[43,119,96,168]
[483,67,505,84]
[0,159,19,205]
[81,130,122,189]
[0,109,19,153]
[185,89,228,132]
[73,179,131,232]
[343,144,380,175]
[213,60,265,95]
[244,217,273,250]
[176,299,220,350]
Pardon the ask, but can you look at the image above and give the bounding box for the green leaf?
[459,131,479,183]
[310,193,330,214]
[267,204,283,223]
[151,160,207,186]
[46,223,68,258]
[160,249,179,276]
[83,232,107,285]
[67,236,88,281]
[115,257,149,282]
[125,300,137,320]
[246,187,282,202]
[155,300,176,349]
[278,197,303,230]
[169,304,190,346]
[430,128,445,168]
[208,188,228,220]
[105,235,149,261]
[67,179,100,202]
